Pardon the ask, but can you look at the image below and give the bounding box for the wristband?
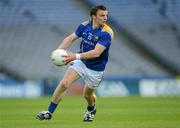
[75,53,81,60]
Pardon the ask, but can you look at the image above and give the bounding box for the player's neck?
[92,20,101,29]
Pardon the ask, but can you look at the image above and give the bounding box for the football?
[51,49,68,66]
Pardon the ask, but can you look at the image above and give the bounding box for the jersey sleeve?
[75,24,85,37]
[98,32,112,48]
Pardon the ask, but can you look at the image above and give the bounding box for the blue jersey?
[75,20,114,71]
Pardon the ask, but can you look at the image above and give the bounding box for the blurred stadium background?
[0,0,180,128]
[0,0,180,97]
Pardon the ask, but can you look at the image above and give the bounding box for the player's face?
[94,10,108,25]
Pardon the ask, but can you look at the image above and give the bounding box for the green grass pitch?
[0,96,180,128]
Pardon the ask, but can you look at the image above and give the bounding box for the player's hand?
[62,50,76,65]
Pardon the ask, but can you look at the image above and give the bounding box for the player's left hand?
[62,50,76,65]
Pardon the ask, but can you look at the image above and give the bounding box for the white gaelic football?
[51,49,68,66]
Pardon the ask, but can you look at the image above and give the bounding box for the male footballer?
[36,5,113,122]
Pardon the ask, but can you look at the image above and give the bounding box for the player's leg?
[83,85,97,122]
[51,67,80,104]
[82,68,103,122]
[83,85,96,106]
[36,68,80,120]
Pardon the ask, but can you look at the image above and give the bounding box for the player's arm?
[80,44,105,60]
[63,44,106,64]
[59,21,87,49]
[58,33,79,49]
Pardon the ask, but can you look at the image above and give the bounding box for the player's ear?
[92,15,96,20]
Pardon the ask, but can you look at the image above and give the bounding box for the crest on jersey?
[93,35,99,41]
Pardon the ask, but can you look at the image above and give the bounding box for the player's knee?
[60,80,69,90]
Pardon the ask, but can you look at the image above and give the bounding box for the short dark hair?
[90,5,107,17]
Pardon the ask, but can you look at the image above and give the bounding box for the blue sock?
[48,102,58,114]
[87,104,95,111]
